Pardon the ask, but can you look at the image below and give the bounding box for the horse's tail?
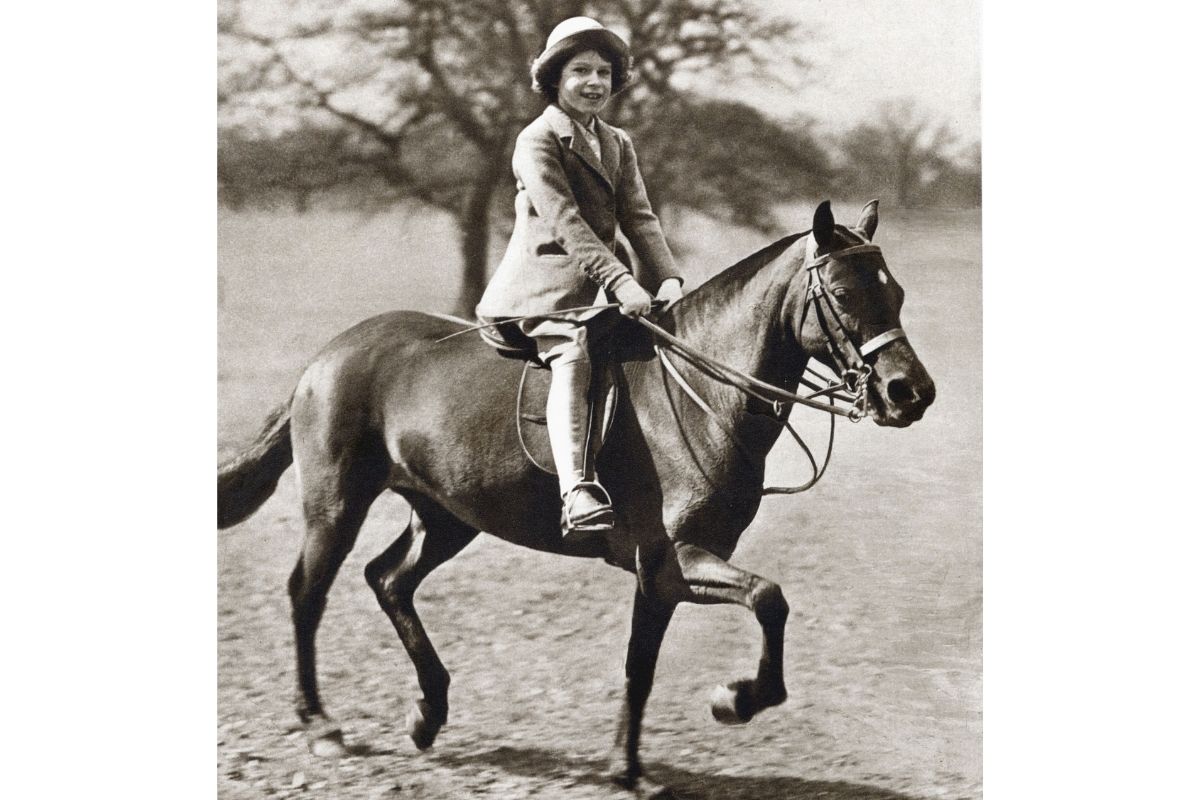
[217,401,293,529]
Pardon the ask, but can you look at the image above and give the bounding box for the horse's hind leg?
[365,497,477,750]
[288,463,383,757]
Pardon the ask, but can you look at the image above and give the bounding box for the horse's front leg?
[666,541,791,724]
[607,587,676,799]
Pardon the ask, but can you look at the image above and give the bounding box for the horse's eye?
[832,288,854,304]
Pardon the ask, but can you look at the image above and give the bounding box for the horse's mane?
[668,223,868,326]
[689,222,868,298]
[679,229,808,307]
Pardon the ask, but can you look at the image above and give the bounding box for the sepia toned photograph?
[217,1,981,798]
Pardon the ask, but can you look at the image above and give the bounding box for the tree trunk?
[896,160,912,207]
[452,157,504,318]
[895,143,915,208]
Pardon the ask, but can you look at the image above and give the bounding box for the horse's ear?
[857,199,880,240]
[813,200,835,249]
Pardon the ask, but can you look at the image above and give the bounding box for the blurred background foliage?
[218,0,980,315]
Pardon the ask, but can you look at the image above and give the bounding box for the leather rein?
[637,233,907,494]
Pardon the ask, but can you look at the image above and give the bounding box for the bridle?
[798,239,908,420]
[640,230,908,493]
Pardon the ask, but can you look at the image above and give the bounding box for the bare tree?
[218,0,824,316]
[837,99,963,208]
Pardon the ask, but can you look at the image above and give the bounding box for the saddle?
[480,314,654,475]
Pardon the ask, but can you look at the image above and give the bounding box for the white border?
[8,1,1200,797]
[7,4,213,796]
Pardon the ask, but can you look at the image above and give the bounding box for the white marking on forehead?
[878,269,889,285]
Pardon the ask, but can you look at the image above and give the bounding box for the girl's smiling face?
[557,50,613,122]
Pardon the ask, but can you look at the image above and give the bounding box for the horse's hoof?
[633,778,675,799]
[407,699,442,750]
[309,728,347,759]
[610,771,674,799]
[709,683,751,725]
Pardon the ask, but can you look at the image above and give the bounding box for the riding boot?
[546,354,614,537]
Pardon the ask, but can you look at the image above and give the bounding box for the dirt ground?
[217,205,982,799]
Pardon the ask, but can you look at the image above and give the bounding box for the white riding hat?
[530,17,631,96]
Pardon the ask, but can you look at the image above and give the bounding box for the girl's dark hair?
[530,35,631,103]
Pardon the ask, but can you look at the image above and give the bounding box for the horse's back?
[299,310,525,434]
[319,310,475,354]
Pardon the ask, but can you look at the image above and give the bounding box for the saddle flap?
[517,361,619,476]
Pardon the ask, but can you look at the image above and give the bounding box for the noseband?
[800,241,907,417]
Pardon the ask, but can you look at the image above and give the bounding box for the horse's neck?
[675,240,806,383]
[663,240,809,452]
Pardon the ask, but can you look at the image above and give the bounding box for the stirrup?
[561,480,615,536]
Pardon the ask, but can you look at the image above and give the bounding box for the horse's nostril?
[887,378,917,407]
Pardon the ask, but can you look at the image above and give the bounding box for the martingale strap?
[654,341,837,495]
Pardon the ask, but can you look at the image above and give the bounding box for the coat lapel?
[542,104,613,191]
[596,118,621,184]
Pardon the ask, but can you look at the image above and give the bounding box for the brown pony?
[217,201,935,798]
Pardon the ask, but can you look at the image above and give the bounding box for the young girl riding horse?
[476,17,683,538]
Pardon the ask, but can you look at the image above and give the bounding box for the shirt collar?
[543,104,601,140]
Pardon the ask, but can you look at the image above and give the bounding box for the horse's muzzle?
[883,378,936,426]
[868,348,936,427]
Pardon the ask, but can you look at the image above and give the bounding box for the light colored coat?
[476,104,680,320]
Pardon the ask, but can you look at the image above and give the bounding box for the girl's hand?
[655,278,683,310]
[612,276,654,318]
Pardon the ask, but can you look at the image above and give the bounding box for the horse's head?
[785,200,935,427]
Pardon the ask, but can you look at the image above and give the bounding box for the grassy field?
[218,203,982,799]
